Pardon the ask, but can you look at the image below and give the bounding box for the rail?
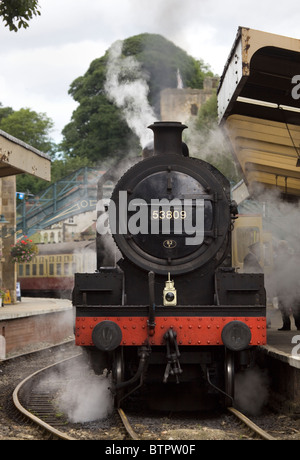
[13,355,80,440]
[227,406,277,440]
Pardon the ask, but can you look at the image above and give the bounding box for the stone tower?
[160,77,218,123]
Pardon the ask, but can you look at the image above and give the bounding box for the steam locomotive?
[73,122,266,408]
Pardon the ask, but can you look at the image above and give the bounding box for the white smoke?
[73,245,97,273]
[185,121,227,158]
[104,40,157,148]
[57,370,113,423]
[39,357,114,423]
[242,187,300,307]
[177,68,184,89]
[234,367,269,415]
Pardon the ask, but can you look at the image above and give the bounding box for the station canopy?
[218,27,300,200]
[0,129,50,180]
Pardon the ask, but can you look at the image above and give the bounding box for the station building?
[0,130,50,303]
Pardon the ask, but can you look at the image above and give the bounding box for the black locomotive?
[73,122,266,408]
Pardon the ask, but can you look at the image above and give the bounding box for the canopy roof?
[218,27,300,199]
[0,129,50,180]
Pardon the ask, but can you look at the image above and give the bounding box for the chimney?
[148,121,187,156]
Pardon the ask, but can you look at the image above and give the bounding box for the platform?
[0,297,74,359]
[265,305,300,369]
[0,296,72,320]
[257,306,300,413]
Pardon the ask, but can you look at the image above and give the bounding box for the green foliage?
[62,34,213,163]
[0,107,55,154]
[122,34,212,108]
[0,0,41,32]
[0,103,14,123]
[62,52,139,163]
[195,92,218,133]
[0,105,58,196]
[0,102,98,196]
[62,93,138,163]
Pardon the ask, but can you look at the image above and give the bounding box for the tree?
[0,103,97,196]
[0,107,56,155]
[0,103,14,124]
[0,106,57,195]
[62,34,214,164]
[0,0,41,32]
[121,34,213,109]
[62,81,137,164]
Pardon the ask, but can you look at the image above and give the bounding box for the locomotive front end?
[73,121,266,408]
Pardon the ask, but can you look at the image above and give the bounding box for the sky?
[0,0,300,145]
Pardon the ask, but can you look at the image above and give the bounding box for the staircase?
[16,167,104,237]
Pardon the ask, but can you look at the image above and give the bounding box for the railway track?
[12,355,80,440]
[123,406,278,441]
[2,340,293,440]
[227,407,276,440]
[12,358,137,440]
[12,352,277,440]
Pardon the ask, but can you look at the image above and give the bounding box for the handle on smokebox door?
[147,271,156,336]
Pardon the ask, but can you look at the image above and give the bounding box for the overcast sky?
[0,0,300,144]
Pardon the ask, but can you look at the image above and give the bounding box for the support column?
[1,176,17,303]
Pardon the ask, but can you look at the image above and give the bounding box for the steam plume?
[104,40,157,148]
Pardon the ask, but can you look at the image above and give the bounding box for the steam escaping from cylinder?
[234,367,269,416]
[44,359,114,423]
[105,40,157,148]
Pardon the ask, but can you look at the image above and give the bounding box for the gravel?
[0,341,77,440]
[1,341,299,440]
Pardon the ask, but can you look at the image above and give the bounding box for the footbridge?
[16,167,104,237]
